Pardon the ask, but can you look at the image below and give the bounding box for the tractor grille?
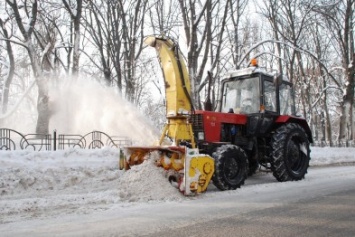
[190,114,204,132]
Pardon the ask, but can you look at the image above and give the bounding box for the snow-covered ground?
[0,147,354,231]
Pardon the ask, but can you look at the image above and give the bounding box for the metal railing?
[0,128,132,151]
[1,128,353,150]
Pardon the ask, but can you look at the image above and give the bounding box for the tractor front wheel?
[270,123,310,182]
[212,145,248,190]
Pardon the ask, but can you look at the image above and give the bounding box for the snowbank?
[0,147,354,224]
[310,147,355,166]
[0,148,182,223]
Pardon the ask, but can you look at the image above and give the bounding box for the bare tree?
[258,0,337,143]
[308,18,336,145]
[178,0,212,109]
[199,0,249,110]
[62,0,83,76]
[4,0,51,134]
[227,0,248,69]
[148,0,180,36]
[117,0,147,103]
[0,17,15,114]
[81,0,112,85]
[311,0,354,143]
[3,0,62,134]
[81,0,148,104]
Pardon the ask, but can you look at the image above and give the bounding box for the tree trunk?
[27,42,50,134]
[0,19,15,114]
[5,0,51,134]
[339,55,354,141]
[35,77,49,134]
[178,0,212,109]
[338,0,354,142]
[62,0,82,76]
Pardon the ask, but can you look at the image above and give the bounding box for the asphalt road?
[144,188,355,237]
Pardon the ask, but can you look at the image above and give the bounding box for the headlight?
[197,132,205,141]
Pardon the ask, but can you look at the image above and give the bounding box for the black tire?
[212,145,248,190]
[270,123,310,182]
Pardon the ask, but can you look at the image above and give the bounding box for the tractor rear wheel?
[270,123,310,181]
[212,145,248,190]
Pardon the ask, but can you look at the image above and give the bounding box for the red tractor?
[192,63,312,190]
[122,36,312,195]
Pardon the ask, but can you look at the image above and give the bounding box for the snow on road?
[0,146,354,235]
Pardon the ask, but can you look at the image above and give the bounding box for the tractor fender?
[275,115,313,143]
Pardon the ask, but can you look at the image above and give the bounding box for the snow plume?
[1,77,159,145]
[49,78,159,145]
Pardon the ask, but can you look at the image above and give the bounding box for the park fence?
[0,128,132,151]
[1,128,354,151]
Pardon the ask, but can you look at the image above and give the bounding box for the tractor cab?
[220,66,294,116]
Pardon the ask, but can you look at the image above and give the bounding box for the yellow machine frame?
[145,36,196,147]
[120,36,214,195]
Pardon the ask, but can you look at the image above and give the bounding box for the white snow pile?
[117,153,183,202]
[0,148,182,223]
[310,147,355,166]
[0,146,354,223]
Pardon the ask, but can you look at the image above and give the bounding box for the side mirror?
[273,74,283,86]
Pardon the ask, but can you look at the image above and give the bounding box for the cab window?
[264,80,277,112]
[221,77,260,114]
[279,83,293,115]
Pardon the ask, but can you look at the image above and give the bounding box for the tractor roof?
[224,66,275,79]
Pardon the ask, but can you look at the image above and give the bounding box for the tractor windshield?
[279,83,293,115]
[221,77,260,114]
